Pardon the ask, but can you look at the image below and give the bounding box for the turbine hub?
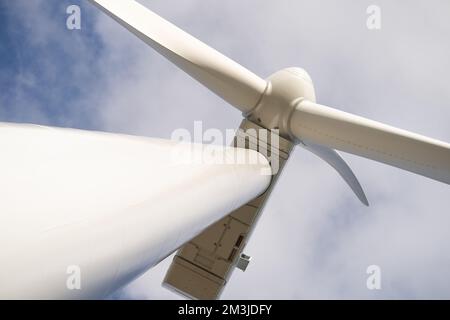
[246,68,316,141]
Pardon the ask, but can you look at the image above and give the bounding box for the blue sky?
[0,0,103,128]
[1,0,450,299]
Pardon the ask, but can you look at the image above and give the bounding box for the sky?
[1,0,450,299]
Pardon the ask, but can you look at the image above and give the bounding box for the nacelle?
[246,68,316,140]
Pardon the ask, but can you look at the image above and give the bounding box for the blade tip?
[361,196,370,207]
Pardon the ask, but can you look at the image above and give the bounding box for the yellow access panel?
[163,119,294,299]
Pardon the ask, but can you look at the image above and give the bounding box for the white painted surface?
[0,123,270,299]
[291,101,450,184]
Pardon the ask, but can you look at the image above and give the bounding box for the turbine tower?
[0,0,449,300]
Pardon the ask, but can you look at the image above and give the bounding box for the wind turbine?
[0,0,449,299]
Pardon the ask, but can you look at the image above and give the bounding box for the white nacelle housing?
[247,67,317,140]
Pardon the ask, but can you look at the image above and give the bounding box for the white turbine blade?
[89,0,267,113]
[301,142,369,206]
[0,122,270,299]
[291,100,450,184]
